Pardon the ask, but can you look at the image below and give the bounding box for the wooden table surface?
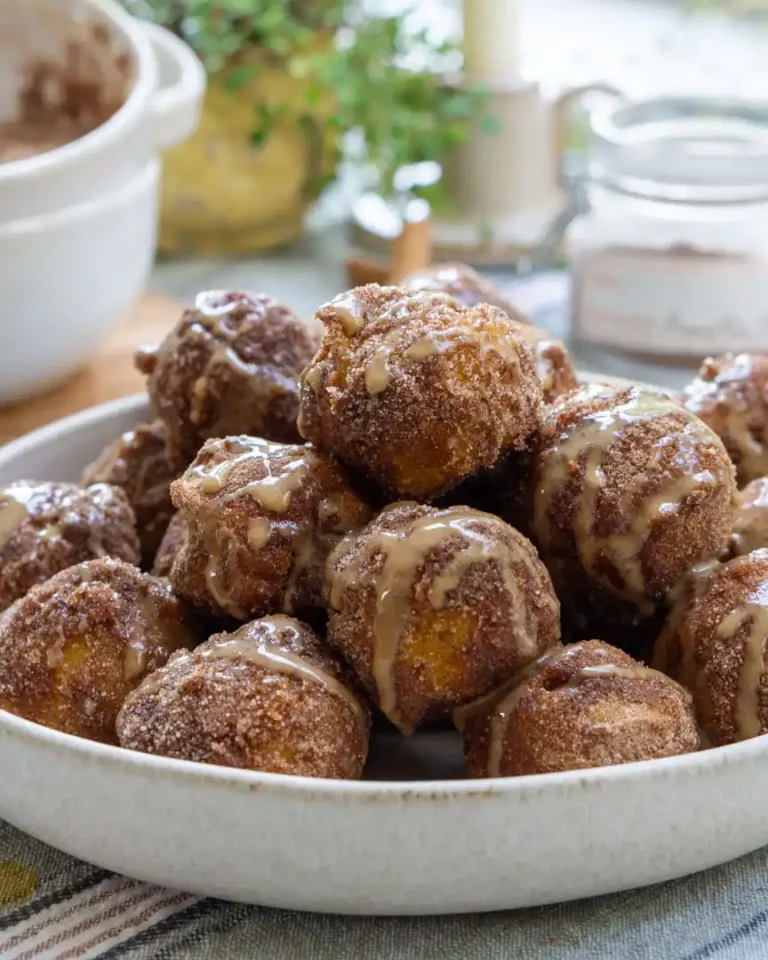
[0,292,181,446]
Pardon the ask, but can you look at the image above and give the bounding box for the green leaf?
[480,115,501,136]
[250,101,278,149]
[222,63,257,91]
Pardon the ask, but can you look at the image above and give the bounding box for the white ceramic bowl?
[0,394,767,915]
[0,161,159,403]
[0,0,205,221]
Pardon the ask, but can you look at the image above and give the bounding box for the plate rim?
[0,384,753,802]
[0,699,762,800]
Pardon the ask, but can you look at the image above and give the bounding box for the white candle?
[463,0,521,84]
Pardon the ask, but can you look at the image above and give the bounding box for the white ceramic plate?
[0,393,767,916]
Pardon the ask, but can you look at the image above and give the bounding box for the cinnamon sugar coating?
[136,290,320,466]
[82,420,179,566]
[0,558,200,743]
[151,512,188,578]
[297,285,543,501]
[401,263,576,403]
[683,353,768,486]
[732,478,768,557]
[169,436,371,622]
[653,550,768,746]
[117,615,370,779]
[325,502,560,734]
[401,262,530,322]
[0,481,140,613]
[457,640,698,778]
[532,384,737,644]
[521,327,579,404]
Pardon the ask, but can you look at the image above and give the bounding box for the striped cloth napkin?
[2,816,768,959]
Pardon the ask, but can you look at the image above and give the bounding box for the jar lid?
[589,97,768,202]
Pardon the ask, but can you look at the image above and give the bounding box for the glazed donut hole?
[731,477,768,557]
[152,511,188,579]
[82,419,180,567]
[654,549,768,747]
[456,640,699,777]
[401,262,577,404]
[169,435,372,622]
[325,502,560,734]
[1,276,761,784]
[0,558,200,744]
[0,480,140,614]
[297,284,543,501]
[531,383,737,645]
[401,262,530,322]
[117,615,369,779]
[136,290,320,467]
[683,353,768,486]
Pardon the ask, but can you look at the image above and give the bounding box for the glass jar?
[567,98,768,366]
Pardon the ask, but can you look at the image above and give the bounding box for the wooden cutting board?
[0,292,181,446]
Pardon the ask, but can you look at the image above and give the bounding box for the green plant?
[124,0,492,207]
[307,14,494,207]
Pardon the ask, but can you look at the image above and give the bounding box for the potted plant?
[124,0,489,255]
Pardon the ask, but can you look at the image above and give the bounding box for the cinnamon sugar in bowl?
[0,0,204,401]
[0,0,204,221]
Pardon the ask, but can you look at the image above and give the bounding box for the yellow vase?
[158,61,335,257]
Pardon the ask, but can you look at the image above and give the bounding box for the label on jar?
[573,247,768,356]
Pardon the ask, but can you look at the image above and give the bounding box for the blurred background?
[1,0,767,431]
